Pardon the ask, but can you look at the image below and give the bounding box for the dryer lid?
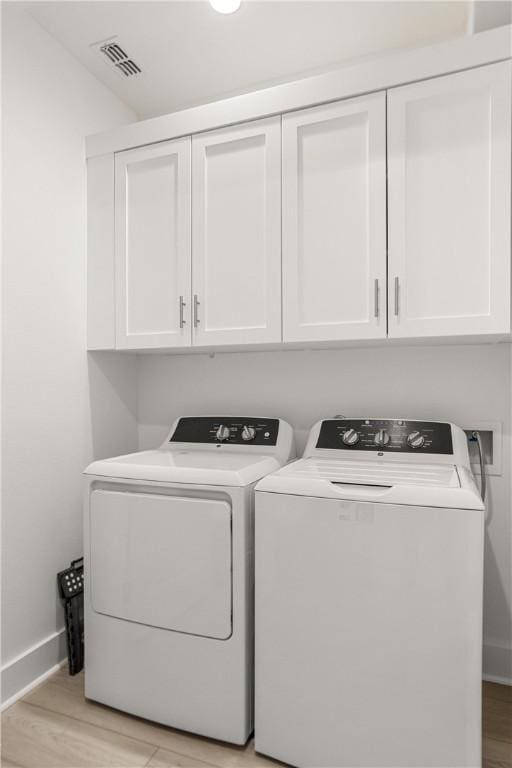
[85,449,281,487]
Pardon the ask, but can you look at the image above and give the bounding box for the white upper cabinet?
[115,138,191,349]
[87,52,511,353]
[191,117,281,346]
[282,93,387,342]
[387,61,512,338]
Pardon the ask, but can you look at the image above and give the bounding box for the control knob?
[215,425,230,442]
[342,428,359,446]
[407,431,425,448]
[374,429,390,447]
[241,426,256,441]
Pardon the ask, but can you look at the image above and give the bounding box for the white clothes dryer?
[84,416,294,744]
[255,417,484,767]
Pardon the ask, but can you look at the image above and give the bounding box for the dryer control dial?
[374,429,390,447]
[241,426,256,441]
[215,425,230,442]
[342,428,359,446]
[407,431,425,448]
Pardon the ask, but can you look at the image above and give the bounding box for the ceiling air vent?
[92,37,142,78]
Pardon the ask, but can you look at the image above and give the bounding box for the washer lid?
[85,449,281,487]
[256,457,484,510]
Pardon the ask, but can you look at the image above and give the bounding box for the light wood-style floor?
[1,668,511,768]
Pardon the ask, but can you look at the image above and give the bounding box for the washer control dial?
[215,425,230,442]
[407,431,425,448]
[241,426,256,441]
[374,429,390,447]
[342,428,359,446]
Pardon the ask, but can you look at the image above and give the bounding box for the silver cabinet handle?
[179,296,186,328]
[374,279,379,319]
[394,277,400,316]
[193,294,200,328]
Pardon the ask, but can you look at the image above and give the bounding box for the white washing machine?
[255,418,484,768]
[84,415,294,744]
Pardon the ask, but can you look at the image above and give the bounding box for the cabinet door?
[388,61,511,338]
[115,138,191,349]
[282,93,386,342]
[192,117,281,346]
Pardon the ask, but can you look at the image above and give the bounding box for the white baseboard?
[483,642,512,686]
[483,672,512,686]
[1,660,67,712]
[1,628,67,709]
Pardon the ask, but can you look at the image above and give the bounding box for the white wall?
[1,5,139,704]
[469,0,512,33]
[138,343,512,683]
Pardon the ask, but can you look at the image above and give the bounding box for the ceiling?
[22,0,475,120]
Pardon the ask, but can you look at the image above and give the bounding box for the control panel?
[316,419,453,454]
[169,417,280,446]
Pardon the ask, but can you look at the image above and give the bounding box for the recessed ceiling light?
[209,0,241,14]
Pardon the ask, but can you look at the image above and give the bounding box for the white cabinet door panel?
[115,138,191,349]
[192,117,281,346]
[388,61,511,337]
[282,93,387,342]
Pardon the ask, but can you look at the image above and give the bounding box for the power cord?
[471,431,486,502]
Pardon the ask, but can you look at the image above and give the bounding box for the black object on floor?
[57,557,84,675]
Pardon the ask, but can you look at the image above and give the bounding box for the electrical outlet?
[463,421,501,476]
